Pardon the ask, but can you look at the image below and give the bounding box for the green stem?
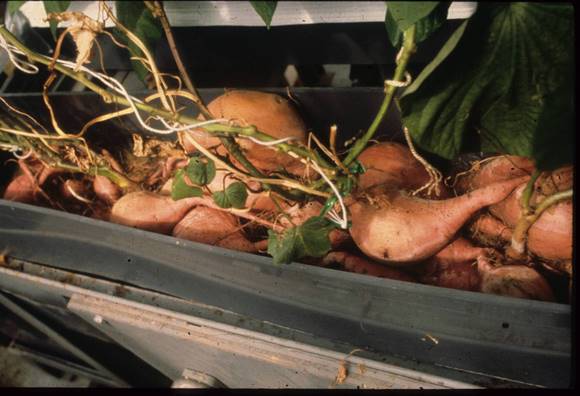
[508,189,573,258]
[343,25,416,166]
[533,189,573,218]
[307,25,417,194]
[219,136,303,201]
[94,167,135,190]
[520,169,541,215]
[0,26,333,171]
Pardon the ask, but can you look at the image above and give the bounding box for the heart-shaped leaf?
[267,216,335,264]
[212,182,248,209]
[171,169,203,200]
[400,3,574,170]
[185,155,216,186]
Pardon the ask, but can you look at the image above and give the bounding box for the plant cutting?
[0,1,573,302]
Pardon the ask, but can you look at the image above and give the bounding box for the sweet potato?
[2,162,60,203]
[535,165,573,197]
[323,251,416,282]
[429,237,486,264]
[489,182,572,261]
[455,156,572,261]
[110,191,204,234]
[357,142,448,197]
[183,90,308,175]
[93,175,122,205]
[417,238,484,291]
[280,201,323,227]
[3,173,37,203]
[468,214,513,248]
[477,252,555,302]
[453,155,535,194]
[173,206,257,253]
[348,176,529,265]
[60,179,91,203]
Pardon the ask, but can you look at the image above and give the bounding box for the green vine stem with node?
[343,25,416,167]
[507,172,573,260]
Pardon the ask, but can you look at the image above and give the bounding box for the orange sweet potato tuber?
[348,176,529,265]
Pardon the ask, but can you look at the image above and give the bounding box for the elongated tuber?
[468,214,513,248]
[477,252,555,302]
[453,155,534,194]
[490,183,572,261]
[455,156,572,261]
[182,90,309,175]
[173,206,257,253]
[358,141,448,197]
[348,176,529,265]
[323,251,416,281]
[110,191,204,234]
[417,238,484,291]
[93,175,122,205]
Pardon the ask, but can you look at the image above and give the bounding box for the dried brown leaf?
[45,12,104,71]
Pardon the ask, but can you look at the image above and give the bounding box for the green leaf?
[8,1,27,16]
[249,1,277,29]
[532,61,574,170]
[115,1,162,83]
[267,216,335,265]
[267,228,297,265]
[385,7,402,47]
[225,182,248,209]
[212,182,248,209]
[399,3,574,170]
[212,190,229,209]
[385,2,449,47]
[171,169,203,200]
[43,0,70,40]
[185,156,216,186]
[414,2,449,44]
[386,1,439,32]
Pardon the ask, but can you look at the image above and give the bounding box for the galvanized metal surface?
[69,293,476,389]
[13,1,477,28]
[0,258,487,388]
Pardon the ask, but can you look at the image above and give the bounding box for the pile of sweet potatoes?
[2,90,573,303]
